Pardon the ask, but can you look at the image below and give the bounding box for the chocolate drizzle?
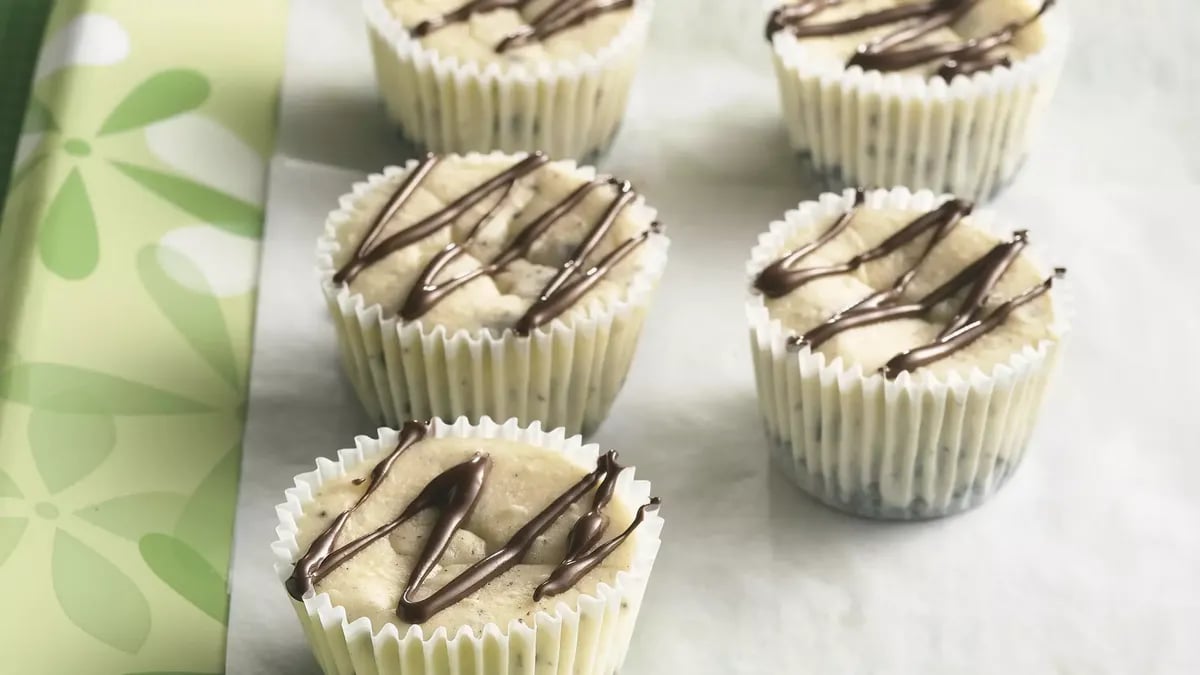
[286,428,659,625]
[334,153,658,336]
[285,421,430,601]
[534,454,658,600]
[766,0,1054,79]
[412,0,635,54]
[753,192,1064,377]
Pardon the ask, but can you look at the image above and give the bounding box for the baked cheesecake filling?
[330,153,661,335]
[287,421,659,631]
[767,0,1054,79]
[755,190,1062,377]
[389,0,637,64]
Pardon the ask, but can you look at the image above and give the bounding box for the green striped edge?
[0,0,54,220]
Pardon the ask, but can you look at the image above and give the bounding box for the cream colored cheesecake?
[290,432,644,633]
[762,201,1055,377]
[274,419,664,675]
[317,152,669,436]
[386,0,635,66]
[364,0,653,158]
[768,0,1051,80]
[766,0,1068,201]
[746,188,1068,519]
[330,153,659,335]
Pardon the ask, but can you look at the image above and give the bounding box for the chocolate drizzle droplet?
[287,432,659,625]
[753,192,1064,377]
[765,0,1055,79]
[334,154,659,335]
[413,0,635,54]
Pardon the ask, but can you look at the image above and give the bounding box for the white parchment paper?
[227,1,1200,673]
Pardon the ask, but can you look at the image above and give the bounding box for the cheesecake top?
[387,0,637,65]
[755,191,1061,377]
[325,153,662,336]
[287,422,658,632]
[766,0,1054,80]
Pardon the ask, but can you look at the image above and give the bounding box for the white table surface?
[226,1,1200,673]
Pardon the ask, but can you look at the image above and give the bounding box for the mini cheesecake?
[365,0,653,159]
[746,187,1068,519]
[274,419,663,675]
[318,152,669,436]
[765,0,1068,201]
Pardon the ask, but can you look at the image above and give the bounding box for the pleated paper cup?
[746,187,1071,519]
[317,153,669,437]
[273,416,664,675]
[364,0,652,161]
[769,1,1069,202]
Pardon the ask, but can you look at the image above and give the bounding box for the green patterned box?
[0,1,287,672]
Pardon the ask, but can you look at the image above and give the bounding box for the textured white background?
[227,1,1200,673]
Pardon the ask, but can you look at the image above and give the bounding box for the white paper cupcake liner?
[273,416,664,675]
[746,187,1071,519]
[364,0,652,160]
[769,2,1070,202]
[318,152,670,437]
